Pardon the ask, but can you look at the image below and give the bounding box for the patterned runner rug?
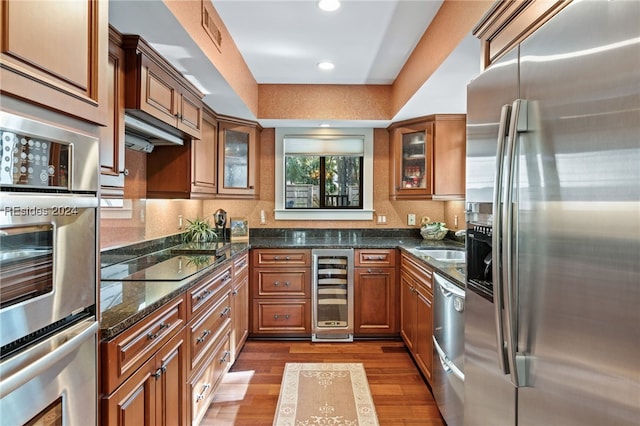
[273,362,380,426]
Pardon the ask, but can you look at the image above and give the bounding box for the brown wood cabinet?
[250,249,311,336]
[188,325,231,425]
[474,0,571,69]
[231,252,249,361]
[100,27,126,198]
[400,252,434,383]
[389,114,466,200]
[354,249,398,336]
[100,253,250,426]
[217,117,261,199]
[101,296,188,426]
[0,0,108,125]
[122,35,203,140]
[146,107,218,199]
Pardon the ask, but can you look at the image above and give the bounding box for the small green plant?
[183,216,218,243]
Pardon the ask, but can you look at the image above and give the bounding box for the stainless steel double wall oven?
[0,111,99,425]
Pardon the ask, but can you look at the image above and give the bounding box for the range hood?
[124,114,184,153]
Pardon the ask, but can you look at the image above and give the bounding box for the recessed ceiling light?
[317,61,335,70]
[320,123,331,128]
[317,0,340,12]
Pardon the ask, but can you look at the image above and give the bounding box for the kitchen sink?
[410,248,466,263]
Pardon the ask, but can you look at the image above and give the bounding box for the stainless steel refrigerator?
[464,1,640,425]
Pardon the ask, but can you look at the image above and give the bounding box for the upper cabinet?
[473,0,570,69]
[146,107,218,199]
[389,114,466,200]
[121,35,204,140]
[217,117,261,199]
[0,0,108,125]
[99,27,126,198]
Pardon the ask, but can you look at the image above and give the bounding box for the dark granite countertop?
[249,228,466,285]
[99,241,249,340]
[99,229,465,341]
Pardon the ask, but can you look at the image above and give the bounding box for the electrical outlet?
[408,213,416,226]
[178,215,183,229]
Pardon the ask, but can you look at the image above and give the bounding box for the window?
[275,128,374,220]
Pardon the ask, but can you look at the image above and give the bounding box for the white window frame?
[274,127,374,220]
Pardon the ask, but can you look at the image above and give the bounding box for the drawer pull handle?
[196,384,211,402]
[367,269,384,274]
[219,351,230,364]
[222,273,232,283]
[196,289,212,301]
[147,332,158,340]
[153,365,167,380]
[274,281,290,287]
[273,314,290,320]
[158,322,170,331]
[274,256,291,261]
[153,365,166,380]
[220,307,231,317]
[232,289,238,296]
[196,330,211,344]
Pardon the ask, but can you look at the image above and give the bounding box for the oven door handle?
[0,320,98,398]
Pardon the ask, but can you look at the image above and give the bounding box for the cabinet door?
[217,121,259,198]
[100,28,126,198]
[400,274,417,352]
[191,110,217,195]
[354,267,397,335]
[0,0,107,125]
[415,289,433,383]
[432,116,466,199]
[139,54,180,127]
[102,362,156,426]
[231,271,249,360]
[177,89,203,139]
[156,329,188,426]
[389,122,434,200]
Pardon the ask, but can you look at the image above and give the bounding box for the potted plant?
[183,216,218,243]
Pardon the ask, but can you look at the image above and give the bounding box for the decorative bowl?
[420,228,448,240]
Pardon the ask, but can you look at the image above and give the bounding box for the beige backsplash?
[100,197,465,251]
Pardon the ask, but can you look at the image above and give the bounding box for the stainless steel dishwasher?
[432,272,465,426]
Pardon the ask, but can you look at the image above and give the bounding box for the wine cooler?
[311,248,354,342]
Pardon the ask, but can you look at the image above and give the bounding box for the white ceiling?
[109,0,481,128]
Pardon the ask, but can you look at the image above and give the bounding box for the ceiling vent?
[202,2,222,52]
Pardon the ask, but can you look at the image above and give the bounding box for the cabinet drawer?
[233,252,249,277]
[188,294,231,372]
[189,329,231,426]
[252,249,311,267]
[253,300,310,333]
[355,249,396,267]
[401,253,433,293]
[186,264,232,320]
[101,295,186,394]
[252,269,310,298]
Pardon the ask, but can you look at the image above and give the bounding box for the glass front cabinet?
[389,120,434,199]
[217,118,260,199]
[389,114,466,200]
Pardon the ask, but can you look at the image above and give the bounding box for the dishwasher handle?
[434,273,465,299]
[433,336,464,381]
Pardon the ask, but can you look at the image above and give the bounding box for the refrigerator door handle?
[503,99,530,388]
[492,103,511,375]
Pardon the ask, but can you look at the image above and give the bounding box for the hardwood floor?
[201,340,445,425]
